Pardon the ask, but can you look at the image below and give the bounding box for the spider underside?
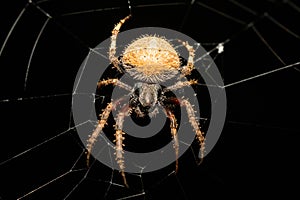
[86,15,205,188]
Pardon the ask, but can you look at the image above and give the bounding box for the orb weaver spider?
[86,15,205,188]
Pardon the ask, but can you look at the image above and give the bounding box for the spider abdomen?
[121,36,180,83]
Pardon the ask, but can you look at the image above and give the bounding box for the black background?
[0,0,300,199]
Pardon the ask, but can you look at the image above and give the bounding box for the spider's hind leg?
[180,99,205,164]
[165,110,179,172]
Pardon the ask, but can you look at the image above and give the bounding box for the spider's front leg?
[114,105,132,188]
[109,15,131,72]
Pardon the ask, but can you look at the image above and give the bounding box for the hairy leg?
[114,105,132,188]
[180,99,205,164]
[86,102,114,166]
[163,79,198,92]
[98,78,133,92]
[178,40,195,77]
[109,15,131,72]
[165,110,179,172]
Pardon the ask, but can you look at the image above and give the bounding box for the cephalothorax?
[86,15,205,188]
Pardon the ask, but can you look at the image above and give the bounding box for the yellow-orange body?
[121,36,181,82]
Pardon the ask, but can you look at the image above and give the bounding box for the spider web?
[0,0,300,199]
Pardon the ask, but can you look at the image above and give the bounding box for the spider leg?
[163,79,198,92]
[178,40,195,77]
[98,78,133,92]
[165,110,179,172]
[86,102,115,166]
[180,99,205,164]
[109,15,131,72]
[114,105,132,188]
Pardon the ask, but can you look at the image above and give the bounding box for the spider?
[86,15,205,188]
